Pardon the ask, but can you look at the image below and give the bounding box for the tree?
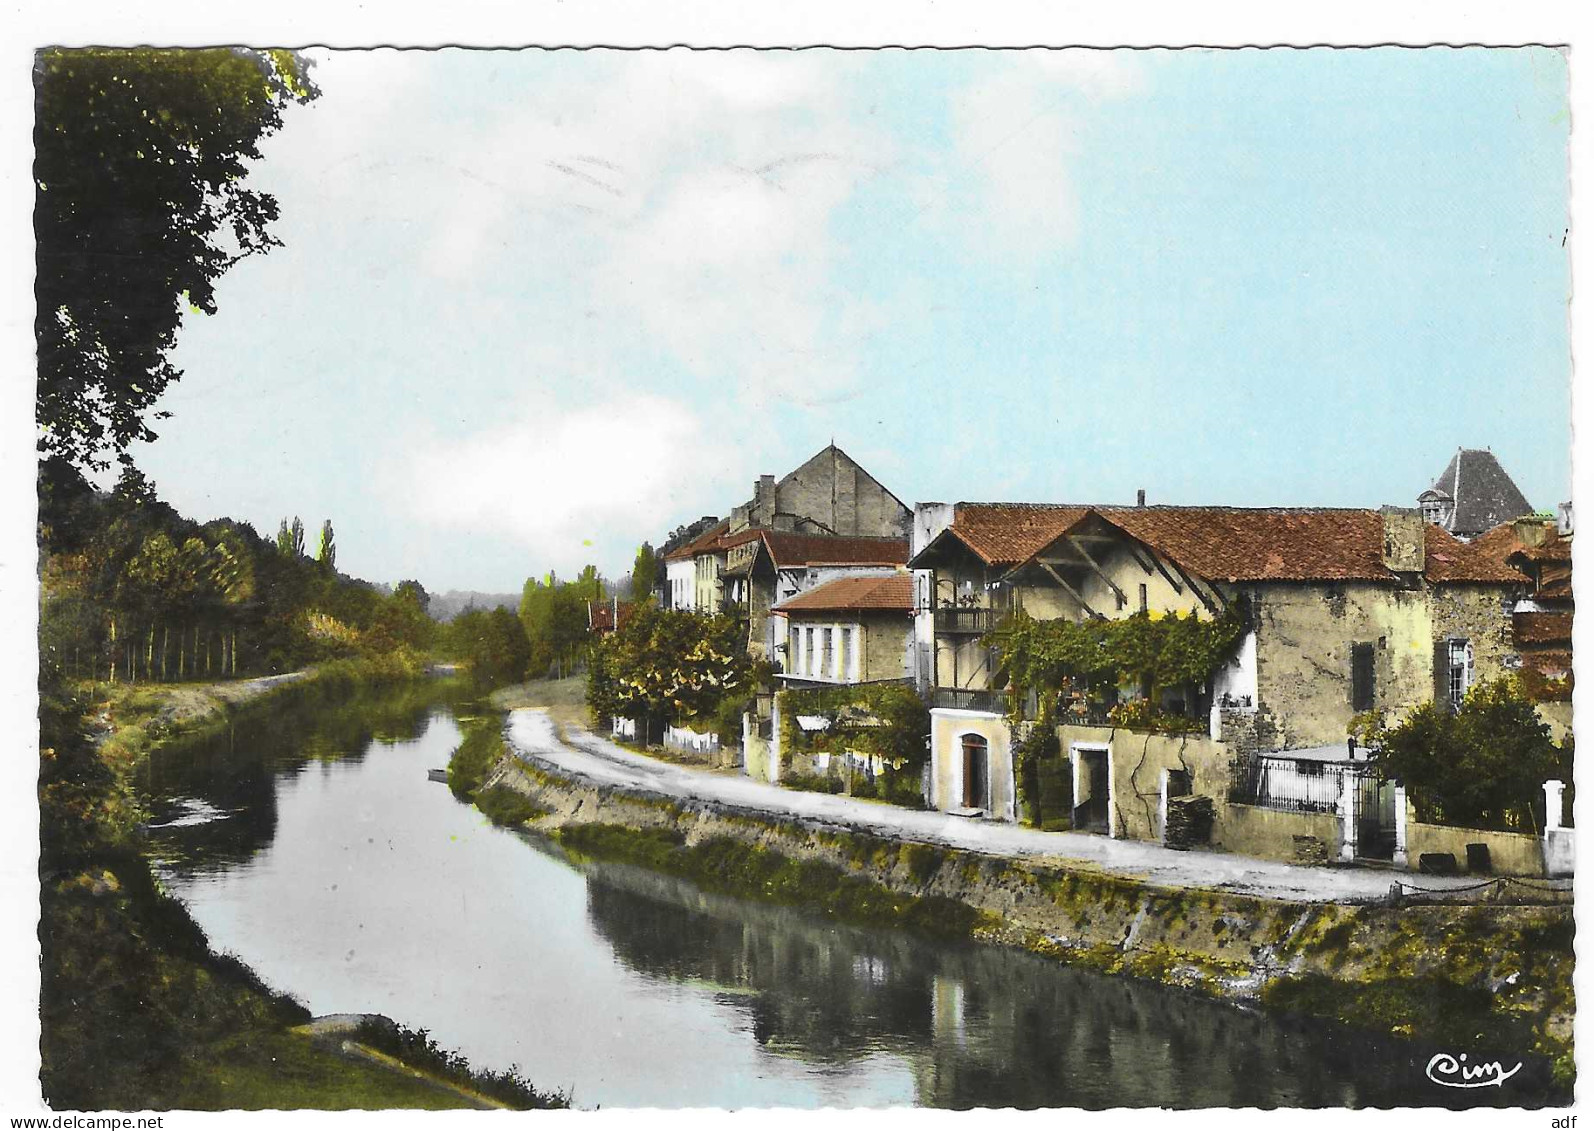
[316,519,336,573]
[1371,677,1568,829]
[630,543,660,603]
[587,605,755,742]
[393,579,429,614]
[290,516,306,558]
[275,518,293,556]
[35,48,319,470]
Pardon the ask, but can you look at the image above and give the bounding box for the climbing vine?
[985,604,1247,732]
[777,682,930,769]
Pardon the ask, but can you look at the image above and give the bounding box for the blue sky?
[133,47,1570,591]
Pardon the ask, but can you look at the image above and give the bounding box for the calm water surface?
[143,684,1549,1109]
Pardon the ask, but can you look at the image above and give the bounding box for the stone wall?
[773,447,910,539]
[1405,819,1544,878]
[1216,803,1341,864]
[1055,724,1232,843]
[1251,582,1434,749]
[860,612,914,681]
[1430,584,1523,691]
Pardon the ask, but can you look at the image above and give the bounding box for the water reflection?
[145,681,463,873]
[143,687,1556,1109]
[577,860,1547,1108]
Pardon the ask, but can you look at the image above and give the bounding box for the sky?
[130,46,1572,593]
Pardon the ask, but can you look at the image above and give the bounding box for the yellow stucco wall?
[929,710,1016,820]
[1215,803,1341,862]
[1055,724,1232,842]
[1405,819,1544,877]
[1075,541,1207,619]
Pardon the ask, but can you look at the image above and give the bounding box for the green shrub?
[473,785,543,827]
[351,1019,567,1109]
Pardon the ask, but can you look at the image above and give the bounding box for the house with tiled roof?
[909,499,1535,854]
[657,444,912,617]
[770,573,915,686]
[1466,511,1574,738]
[1419,447,1535,540]
[661,518,730,611]
[720,528,910,659]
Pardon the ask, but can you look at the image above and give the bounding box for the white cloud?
[402,393,733,572]
[939,51,1149,257]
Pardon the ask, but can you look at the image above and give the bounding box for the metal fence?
[1227,755,1353,814]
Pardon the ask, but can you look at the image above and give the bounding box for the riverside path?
[504,709,1560,905]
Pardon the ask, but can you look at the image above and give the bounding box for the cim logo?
[1425,1051,1522,1089]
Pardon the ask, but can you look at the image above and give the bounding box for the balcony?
[932,607,1002,635]
[929,687,1007,714]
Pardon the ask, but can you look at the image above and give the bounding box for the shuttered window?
[1350,642,1375,712]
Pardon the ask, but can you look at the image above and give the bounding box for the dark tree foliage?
[630,542,660,603]
[35,48,319,469]
[1371,677,1571,829]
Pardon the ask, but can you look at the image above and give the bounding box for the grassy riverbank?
[39,658,568,1110]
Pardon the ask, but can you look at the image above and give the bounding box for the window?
[1139,583,1149,613]
[1448,639,1473,709]
[1350,642,1375,712]
[1435,638,1474,713]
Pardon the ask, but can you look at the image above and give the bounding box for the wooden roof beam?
[1067,535,1128,608]
[1039,560,1103,619]
[1164,556,1223,615]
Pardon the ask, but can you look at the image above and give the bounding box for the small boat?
[426,768,449,784]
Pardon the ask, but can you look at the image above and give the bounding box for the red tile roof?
[975,505,1532,585]
[763,532,909,568]
[772,573,914,614]
[1453,519,1573,585]
[1084,507,1395,582]
[714,528,909,568]
[1514,610,1573,646]
[932,504,1092,567]
[662,519,730,562]
[1522,650,1573,678]
[1420,524,1531,584]
[588,601,636,633]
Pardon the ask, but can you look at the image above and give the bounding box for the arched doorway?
[961,734,989,811]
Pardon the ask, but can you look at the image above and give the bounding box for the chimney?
[1513,515,1549,549]
[1137,488,1146,508]
[754,474,776,524]
[1378,506,1425,573]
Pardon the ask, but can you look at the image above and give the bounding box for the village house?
[908,499,1541,869]
[719,529,910,659]
[772,572,916,686]
[744,571,916,783]
[659,516,725,610]
[658,444,912,616]
[648,444,915,765]
[1464,505,1575,740]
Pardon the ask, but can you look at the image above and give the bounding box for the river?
[141,682,1549,1109]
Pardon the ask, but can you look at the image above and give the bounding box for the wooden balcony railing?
[932,607,1002,635]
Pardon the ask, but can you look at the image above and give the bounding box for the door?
[961,735,989,810]
[1355,770,1396,860]
[1073,749,1110,833]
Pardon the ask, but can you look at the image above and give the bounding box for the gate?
[1355,770,1397,861]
